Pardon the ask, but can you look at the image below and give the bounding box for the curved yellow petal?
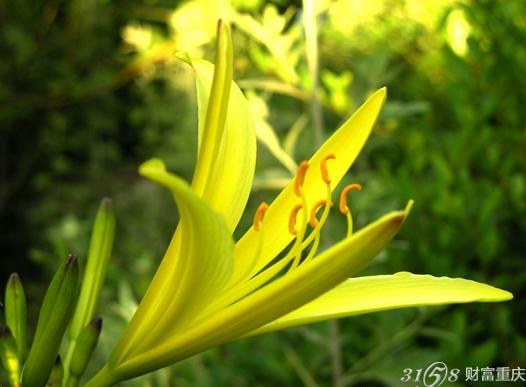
[108,159,234,364]
[181,26,256,232]
[248,272,513,336]
[112,203,409,379]
[231,88,387,284]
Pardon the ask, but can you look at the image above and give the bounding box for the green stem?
[302,0,324,147]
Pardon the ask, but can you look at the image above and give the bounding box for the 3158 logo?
[401,362,459,387]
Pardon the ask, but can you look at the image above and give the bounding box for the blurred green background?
[1,0,525,385]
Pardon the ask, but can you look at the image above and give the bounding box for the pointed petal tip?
[404,199,414,219]
[492,288,514,301]
[139,158,167,177]
[468,283,513,302]
[391,272,514,302]
[390,200,414,227]
[373,87,387,103]
[175,51,193,67]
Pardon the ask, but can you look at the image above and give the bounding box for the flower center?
[206,155,363,312]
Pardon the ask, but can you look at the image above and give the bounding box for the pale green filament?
[302,183,333,263]
[303,233,321,263]
[346,211,353,237]
[288,193,309,272]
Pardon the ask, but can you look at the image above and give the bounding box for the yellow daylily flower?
[85,22,512,386]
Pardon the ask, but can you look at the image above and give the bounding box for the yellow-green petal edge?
[250,272,513,335]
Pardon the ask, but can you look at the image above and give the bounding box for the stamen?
[253,202,269,231]
[294,161,309,197]
[300,175,333,248]
[309,200,327,228]
[339,183,362,214]
[320,153,336,184]
[339,183,362,237]
[288,204,303,235]
[303,233,321,263]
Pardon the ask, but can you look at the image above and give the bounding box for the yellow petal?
[108,159,234,364]
[249,272,513,336]
[113,203,408,379]
[181,26,256,232]
[231,88,387,284]
[191,21,232,196]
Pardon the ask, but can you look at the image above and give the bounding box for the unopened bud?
[22,255,79,387]
[47,356,64,387]
[69,317,102,379]
[5,272,28,361]
[0,326,21,385]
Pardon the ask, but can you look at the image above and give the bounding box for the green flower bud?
[64,198,115,384]
[0,326,21,386]
[22,255,80,387]
[47,356,64,387]
[69,198,115,342]
[69,317,102,383]
[5,272,28,361]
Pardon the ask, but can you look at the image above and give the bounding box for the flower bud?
[69,198,115,342]
[69,317,102,380]
[63,198,115,384]
[47,356,64,387]
[22,255,79,387]
[0,326,21,385]
[5,272,28,361]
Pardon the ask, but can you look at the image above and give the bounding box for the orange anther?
[294,161,309,197]
[309,200,327,227]
[339,183,362,214]
[253,202,269,231]
[288,204,303,235]
[320,154,336,184]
